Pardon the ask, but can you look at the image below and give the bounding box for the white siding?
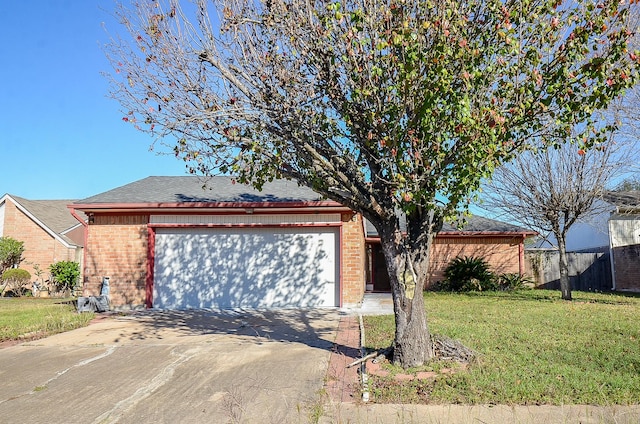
[150,213,341,225]
[609,214,640,248]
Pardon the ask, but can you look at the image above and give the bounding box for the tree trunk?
[377,212,438,368]
[557,233,572,301]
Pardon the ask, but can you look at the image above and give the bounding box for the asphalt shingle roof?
[441,215,529,232]
[365,214,531,237]
[11,196,82,234]
[76,176,326,204]
[603,190,640,208]
[8,196,84,246]
[74,176,528,234]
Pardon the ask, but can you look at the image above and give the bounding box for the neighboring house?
[70,176,535,310]
[528,199,611,252]
[0,194,84,281]
[604,191,640,292]
[523,192,640,293]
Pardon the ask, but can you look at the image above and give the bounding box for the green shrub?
[0,237,24,275]
[49,261,80,294]
[2,268,31,281]
[1,268,31,297]
[441,256,497,292]
[497,273,533,291]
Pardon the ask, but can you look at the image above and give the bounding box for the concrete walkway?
[344,292,394,316]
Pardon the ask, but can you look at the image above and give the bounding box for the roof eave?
[70,200,351,214]
[437,231,538,237]
[614,206,640,214]
[366,231,537,241]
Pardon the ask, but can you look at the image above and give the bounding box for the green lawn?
[0,298,94,342]
[363,290,640,405]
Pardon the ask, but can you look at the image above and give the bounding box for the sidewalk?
[326,314,362,403]
[323,403,640,423]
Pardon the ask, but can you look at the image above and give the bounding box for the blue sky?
[0,1,188,200]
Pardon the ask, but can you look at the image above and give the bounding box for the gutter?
[365,231,537,243]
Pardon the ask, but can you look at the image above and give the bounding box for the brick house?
[70,177,533,310]
[0,194,84,280]
[604,191,640,292]
[365,216,535,291]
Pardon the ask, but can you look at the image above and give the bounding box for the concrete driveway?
[0,309,340,424]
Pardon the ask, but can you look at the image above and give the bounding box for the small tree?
[0,237,24,275]
[481,139,625,300]
[49,261,80,295]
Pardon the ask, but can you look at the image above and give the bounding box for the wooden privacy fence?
[525,249,612,292]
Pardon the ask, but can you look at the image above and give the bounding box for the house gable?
[0,194,83,279]
[0,200,5,236]
[1,195,83,248]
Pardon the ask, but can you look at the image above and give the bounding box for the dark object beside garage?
[77,295,110,312]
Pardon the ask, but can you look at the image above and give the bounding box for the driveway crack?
[92,348,197,424]
[0,346,118,405]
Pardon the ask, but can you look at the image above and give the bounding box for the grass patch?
[0,298,94,342]
[363,290,640,405]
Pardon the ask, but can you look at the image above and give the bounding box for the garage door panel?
[154,227,339,309]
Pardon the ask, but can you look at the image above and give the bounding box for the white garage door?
[153,227,339,309]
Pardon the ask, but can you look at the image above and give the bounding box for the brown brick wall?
[2,199,81,281]
[341,213,366,305]
[84,214,149,308]
[367,235,524,290]
[83,210,532,308]
[612,245,640,291]
[85,213,367,309]
[64,225,85,247]
[428,236,523,286]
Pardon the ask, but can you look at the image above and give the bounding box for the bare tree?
[105,0,640,367]
[480,140,627,300]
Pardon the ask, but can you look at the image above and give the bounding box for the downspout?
[360,213,369,296]
[608,212,617,291]
[146,227,156,309]
[69,207,88,294]
[519,233,526,276]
